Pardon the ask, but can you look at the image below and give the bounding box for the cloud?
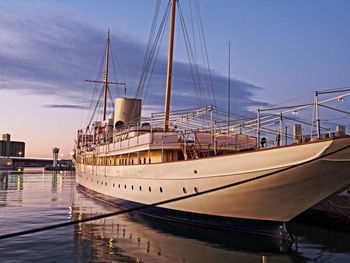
[44,104,86,109]
[0,1,266,118]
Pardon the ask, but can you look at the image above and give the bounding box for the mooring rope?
[0,142,349,240]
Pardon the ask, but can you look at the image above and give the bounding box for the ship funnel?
[114,98,141,129]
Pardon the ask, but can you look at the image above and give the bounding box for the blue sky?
[1,0,350,157]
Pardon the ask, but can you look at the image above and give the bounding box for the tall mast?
[103,30,110,121]
[163,0,176,132]
[228,41,231,133]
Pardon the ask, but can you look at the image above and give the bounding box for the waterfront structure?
[0,134,25,157]
[74,0,350,239]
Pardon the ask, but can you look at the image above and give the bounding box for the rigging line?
[178,3,204,106]
[85,42,108,125]
[87,88,104,127]
[1,142,350,241]
[178,3,205,107]
[142,4,170,103]
[109,43,122,98]
[107,86,114,113]
[137,0,162,98]
[195,0,216,107]
[136,0,166,98]
[194,0,210,103]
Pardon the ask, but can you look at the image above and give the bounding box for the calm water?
[0,169,349,263]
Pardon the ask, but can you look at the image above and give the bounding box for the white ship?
[74,0,350,239]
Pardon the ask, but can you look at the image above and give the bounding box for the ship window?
[183,187,187,194]
[101,181,103,185]
[124,184,127,189]
[149,186,152,192]
[105,182,107,186]
[194,170,198,174]
[131,185,134,190]
[118,184,120,188]
[160,187,163,193]
[139,186,142,191]
[194,187,199,193]
[97,180,99,184]
[113,183,115,187]
[115,121,124,129]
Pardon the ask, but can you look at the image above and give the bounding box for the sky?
[1,0,350,158]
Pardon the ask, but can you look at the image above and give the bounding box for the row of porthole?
[91,178,199,194]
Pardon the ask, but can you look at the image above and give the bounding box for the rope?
[327,200,350,220]
[1,142,349,241]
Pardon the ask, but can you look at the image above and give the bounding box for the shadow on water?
[128,211,292,254]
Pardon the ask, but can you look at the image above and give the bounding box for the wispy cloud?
[44,104,86,109]
[0,1,266,117]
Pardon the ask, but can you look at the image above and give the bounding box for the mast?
[228,41,231,133]
[163,0,176,132]
[103,30,110,121]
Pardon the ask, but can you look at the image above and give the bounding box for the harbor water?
[0,169,350,262]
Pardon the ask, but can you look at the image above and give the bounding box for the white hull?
[76,137,350,222]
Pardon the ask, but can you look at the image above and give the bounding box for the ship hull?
[76,137,350,238]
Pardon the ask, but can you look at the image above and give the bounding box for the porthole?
[97,180,99,184]
[131,185,134,190]
[149,186,152,192]
[118,184,121,188]
[194,170,198,174]
[160,187,163,193]
[101,181,103,185]
[194,187,199,193]
[124,185,127,189]
[113,183,115,188]
[183,187,187,194]
[105,182,107,186]
[139,186,142,191]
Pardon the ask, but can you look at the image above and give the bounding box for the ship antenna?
[163,0,176,132]
[103,29,110,121]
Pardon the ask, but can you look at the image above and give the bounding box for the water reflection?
[72,191,304,263]
[0,169,349,262]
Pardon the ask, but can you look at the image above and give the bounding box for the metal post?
[315,91,320,139]
[279,113,283,144]
[257,109,260,149]
[285,126,288,146]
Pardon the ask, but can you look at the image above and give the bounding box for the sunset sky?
[1,0,350,158]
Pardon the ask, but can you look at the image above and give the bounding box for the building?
[0,134,25,157]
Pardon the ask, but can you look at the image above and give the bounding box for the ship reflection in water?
[0,169,350,262]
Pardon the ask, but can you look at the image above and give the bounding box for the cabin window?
[183,187,187,194]
[124,184,127,189]
[148,186,152,192]
[160,187,163,193]
[113,183,115,187]
[118,184,120,188]
[131,185,134,190]
[139,186,142,191]
[194,187,199,193]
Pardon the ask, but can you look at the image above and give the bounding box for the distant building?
[0,134,25,157]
